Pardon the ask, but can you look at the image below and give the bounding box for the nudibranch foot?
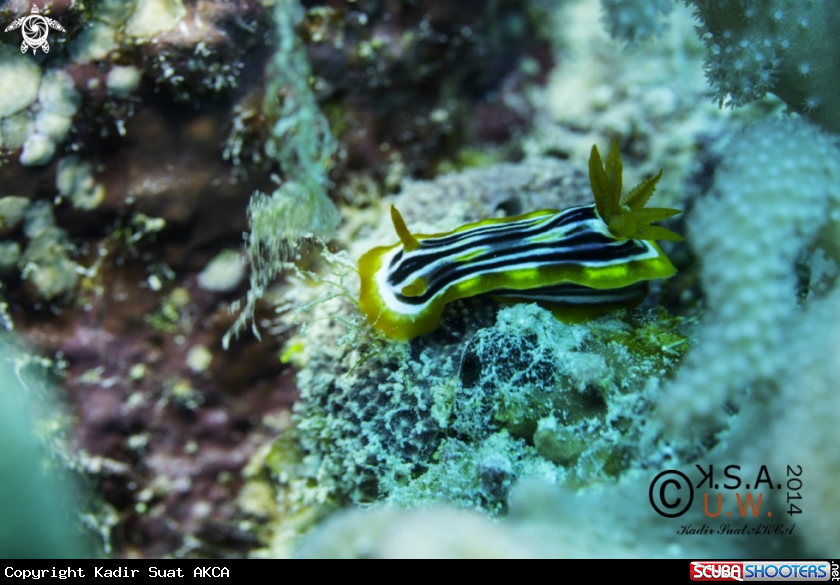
[490,280,650,323]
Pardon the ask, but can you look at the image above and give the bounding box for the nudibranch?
[358,141,684,340]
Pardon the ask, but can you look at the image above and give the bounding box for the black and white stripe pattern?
[374,205,661,317]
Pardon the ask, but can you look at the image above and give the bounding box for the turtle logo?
[4,5,65,55]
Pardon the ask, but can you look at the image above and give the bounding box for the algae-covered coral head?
[357,143,683,339]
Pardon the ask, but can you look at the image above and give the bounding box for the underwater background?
[0,0,839,559]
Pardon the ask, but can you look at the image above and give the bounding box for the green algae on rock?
[224,0,340,348]
[0,42,80,167]
[16,201,79,301]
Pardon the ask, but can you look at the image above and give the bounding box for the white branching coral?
[766,285,840,555]
[659,118,840,428]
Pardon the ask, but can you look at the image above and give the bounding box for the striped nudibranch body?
[358,204,676,340]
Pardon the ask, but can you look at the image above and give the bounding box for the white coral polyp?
[659,119,840,429]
